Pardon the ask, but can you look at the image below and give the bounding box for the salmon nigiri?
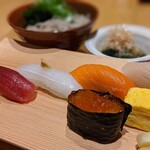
[70,64,135,100]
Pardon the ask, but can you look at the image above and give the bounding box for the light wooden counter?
[0,0,150,149]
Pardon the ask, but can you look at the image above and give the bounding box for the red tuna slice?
[0,66,37,104]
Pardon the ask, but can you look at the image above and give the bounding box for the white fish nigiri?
[17,63,82,99]
[122,62,150,88]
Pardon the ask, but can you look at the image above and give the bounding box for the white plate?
[85,24,150,62]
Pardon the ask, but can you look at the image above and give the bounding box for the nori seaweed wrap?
[67,89,132,144]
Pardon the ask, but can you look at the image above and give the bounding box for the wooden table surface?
[0,0,150,149]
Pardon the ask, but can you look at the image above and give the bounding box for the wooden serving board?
[0,38,142,150]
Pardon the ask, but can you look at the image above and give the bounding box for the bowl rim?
[84,24,150,62]
[7,1,99,35]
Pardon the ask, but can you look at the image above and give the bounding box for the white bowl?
[84,24,150,62]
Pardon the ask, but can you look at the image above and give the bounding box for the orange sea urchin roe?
[68,90,124,113]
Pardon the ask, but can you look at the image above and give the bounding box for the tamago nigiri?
[70,64,135,100]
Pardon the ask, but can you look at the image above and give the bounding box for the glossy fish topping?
[0,66,37,103]
[68,89,124,113]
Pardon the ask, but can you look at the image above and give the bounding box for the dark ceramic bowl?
[7,1,98,50]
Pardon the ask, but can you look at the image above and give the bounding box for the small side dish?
[100,27,145,58]
[67,89,132,143]
[84,24,150,61]
[8,0,97,50]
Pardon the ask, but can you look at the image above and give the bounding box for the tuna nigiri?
[70,64,135,100]
[0,66,37,104]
